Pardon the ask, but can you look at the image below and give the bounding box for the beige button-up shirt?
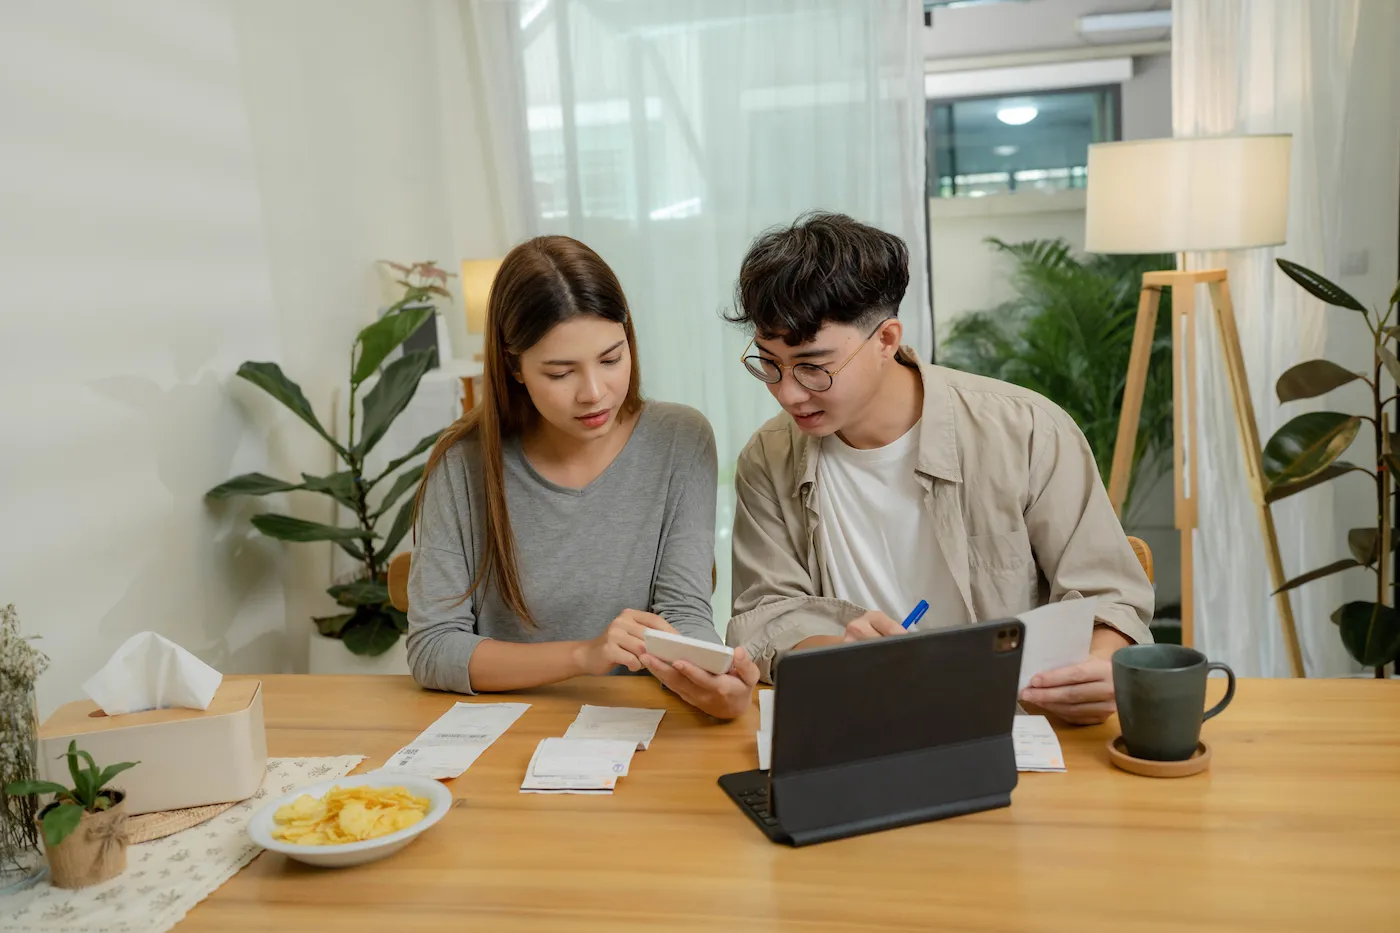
[727,349,1154,683]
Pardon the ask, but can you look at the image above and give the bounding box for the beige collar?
[793,346,962,494]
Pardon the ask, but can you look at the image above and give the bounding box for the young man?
[725,212,1153,725]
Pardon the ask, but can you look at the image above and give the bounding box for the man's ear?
[876,317,904,359]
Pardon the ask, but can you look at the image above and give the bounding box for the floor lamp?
[1085,134,1306,677]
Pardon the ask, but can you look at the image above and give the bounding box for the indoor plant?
[0,604,48,892]
[940,237,1175,524]
[5,741,138,889]
[1263,260,1400,677]
[206,262,452,657]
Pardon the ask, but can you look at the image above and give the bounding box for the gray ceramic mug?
[1112,644,1236,761]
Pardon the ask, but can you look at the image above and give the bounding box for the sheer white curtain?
[467,0,929,630]
[1174,0,1397,675]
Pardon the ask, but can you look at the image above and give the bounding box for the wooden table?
[182,676,1400,932]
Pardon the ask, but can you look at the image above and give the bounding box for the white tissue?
[83,632,223,714]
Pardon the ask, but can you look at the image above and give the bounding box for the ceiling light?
[993,145,1018,157]
[996,106,1038,126]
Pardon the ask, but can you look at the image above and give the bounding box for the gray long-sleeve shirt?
[406,401,721,694]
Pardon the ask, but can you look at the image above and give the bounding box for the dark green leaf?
[1379,345,1400,388]
[41,803,84,848]
[379,498,417,559]
[1275,360,1364,402]
[205,472,301,500]
[314,612,354,638]
[4,780,69,798]
[373,464,425,519]
[236,362,346,456]
[73,748,101,806]
[299,471,360,511]
[341,606,401,657]
[95,762,138,791]
[1273,559,1363,595]
[251,514,377,543]
[354,350,436,460]
[1389,279,1399,309]
[62,742,89,807]
[1347,527,1399,565]
[375,430,443,485]
[327,579,390,607]
[387,607,410,634]
[1276,259,1367,312]
[352,305,436,386]
[1387,453,1400,477]
[337,540,367,562]
[1261,412,1362,486]
[1331,601,1400,667]
[1348,528,1379,565]
[1265,462,1368,504]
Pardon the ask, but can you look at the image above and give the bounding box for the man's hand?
[641,647,760,721]
[1020,626,1133,725]
[842,611,905,642]
[573,609,676,675]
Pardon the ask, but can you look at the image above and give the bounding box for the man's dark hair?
[728,211,909,346]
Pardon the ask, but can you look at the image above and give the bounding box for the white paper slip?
[643,628,735,674]
[520,737,637,794]
[756,689,774,770]
[1013,715,1066,772]
[563,704,666,750]
[1015,597,1096,692]
[381,701,530,779]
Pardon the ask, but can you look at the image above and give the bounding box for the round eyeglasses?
[740,319,888,392]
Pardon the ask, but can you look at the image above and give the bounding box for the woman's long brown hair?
[413,236,643,626]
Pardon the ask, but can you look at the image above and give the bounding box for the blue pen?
[900,599,930,630]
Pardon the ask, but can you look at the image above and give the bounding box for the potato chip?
[270,785,433,846]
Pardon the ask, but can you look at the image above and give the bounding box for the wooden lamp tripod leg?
[1108,280,1163,515]
[1207,278,1306,677]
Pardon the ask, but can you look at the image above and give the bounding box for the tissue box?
[37,678,267,816]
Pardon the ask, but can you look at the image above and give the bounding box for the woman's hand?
[573,609,677,675]
[641,647,761,721]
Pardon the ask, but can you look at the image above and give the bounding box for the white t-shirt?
[815,422,963,629]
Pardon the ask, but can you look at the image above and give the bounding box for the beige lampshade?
[460,258,502,335]
[1085,135,1292,254]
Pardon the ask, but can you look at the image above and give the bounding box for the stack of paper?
[520,738,638,794]
[1013,715,1066,772]
[380,702,530,779]
[1015,597,1096,691]
[563,704,666,750]
[756,689,773,770]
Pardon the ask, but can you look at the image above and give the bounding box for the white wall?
[1122,53,1173,140]
[929,190,1088,346]
[0,0,504,717]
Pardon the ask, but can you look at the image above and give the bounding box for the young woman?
[407,236,758,720]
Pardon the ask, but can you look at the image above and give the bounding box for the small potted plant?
[5,742,138,889]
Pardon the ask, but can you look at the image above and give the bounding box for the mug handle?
[1202,661,1236,722]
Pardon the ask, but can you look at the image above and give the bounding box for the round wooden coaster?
[1107,735,1211,778]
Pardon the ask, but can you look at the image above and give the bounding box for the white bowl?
[247,773,452,868]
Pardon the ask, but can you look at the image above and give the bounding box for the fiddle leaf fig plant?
[1264,259,1400,675]
[206,261,454,656]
